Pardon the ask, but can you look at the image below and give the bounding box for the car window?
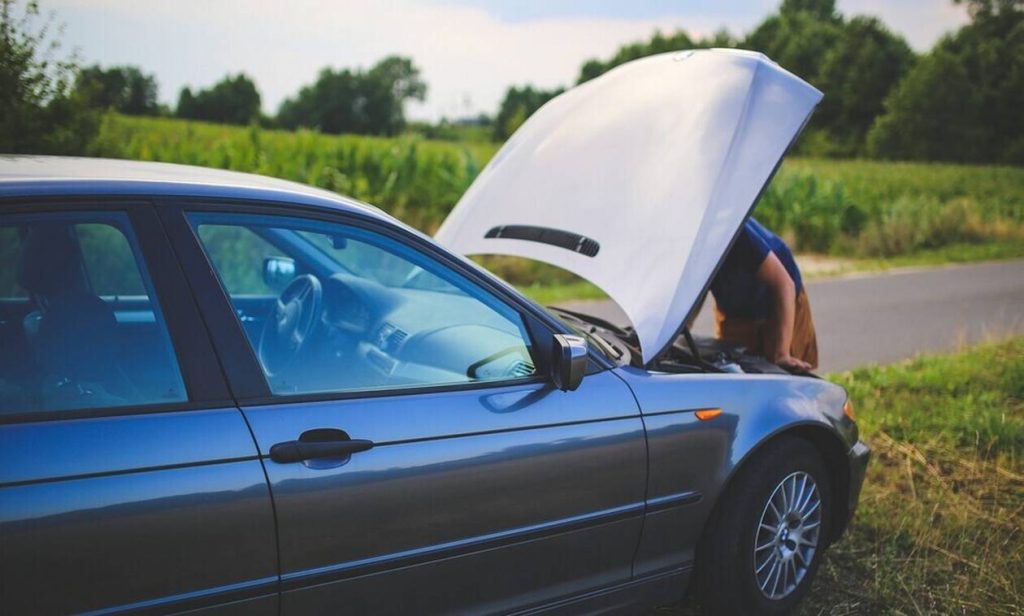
[197,224,289,296]
[0,212,187,415]
[189,213,537,396]
[0,226,26,299]
[78,223,147,296]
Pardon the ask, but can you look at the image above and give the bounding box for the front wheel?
[693,436,832,615]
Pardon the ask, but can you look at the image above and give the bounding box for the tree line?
[67,56,426,136]
[493,0,1023,164]
[2,0,1021,164]
[1,0,428,150]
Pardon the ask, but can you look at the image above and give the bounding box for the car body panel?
[0,155,384,219]
[435,50,823,363]
[0,409,259,485]
[0,409,278,615]
[241,370,648,614]
[613,367,860,576]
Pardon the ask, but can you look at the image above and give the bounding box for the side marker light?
[695,408,722,421]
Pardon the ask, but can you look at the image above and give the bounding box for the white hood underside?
[436,49,822,364]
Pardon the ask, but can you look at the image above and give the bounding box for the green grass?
[810,340,1024,614]
[88,114,495,233]
[872,240,1024,268]
[661,339,1024,615]
[797,240,1024,280]
[514,280,607,305]
[757,161,1024,258]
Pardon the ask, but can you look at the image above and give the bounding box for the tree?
[491,85,563,141]
[75,65,159,115]
[946,0,1024,162]
[813,17,914,155]
[277,56,426,136]
[277,67,365,134]
[176,74,261,125]
[779,0,839,21]
[360,56,427,136]
[740,0,920,157]
[868,0,1023,163]
[743,0,842,86]
[0,0,97,153]
[866,49,987,162]
[576,30,698,84]
[547,0,907,155]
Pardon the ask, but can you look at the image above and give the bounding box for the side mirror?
[262,256,296,289]
[551,334,588,391]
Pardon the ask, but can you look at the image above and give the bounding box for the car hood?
[435,49,822,364]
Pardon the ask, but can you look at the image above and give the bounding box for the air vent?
[387,328,408,348]
[377,323,408,352]
[509,360,535,377]
[485,225,600,257]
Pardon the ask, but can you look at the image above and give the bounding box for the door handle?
[270,432,374,463]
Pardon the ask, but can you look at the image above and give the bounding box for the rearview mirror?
[263,256,296,289]
[551,334,588,391]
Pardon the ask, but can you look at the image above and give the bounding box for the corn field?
[92,114,1024,261]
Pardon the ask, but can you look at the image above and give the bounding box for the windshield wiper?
[547,306,630,337]
[582,327,623,361]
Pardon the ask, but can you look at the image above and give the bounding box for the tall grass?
[760,160,1024,257]
[90,115,490,232]
[90,115,1024,272]
[805,339,1024,614]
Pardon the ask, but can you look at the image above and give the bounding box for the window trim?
[0,198,233,424]
[157,197,599,406]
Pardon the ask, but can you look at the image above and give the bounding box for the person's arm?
[756,251,811,371]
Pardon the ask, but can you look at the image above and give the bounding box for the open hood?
[435,49,822,364]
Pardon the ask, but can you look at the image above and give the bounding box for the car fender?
[611,367,853,576]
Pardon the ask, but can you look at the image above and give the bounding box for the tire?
[693,436,832,615]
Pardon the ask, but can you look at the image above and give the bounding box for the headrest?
[16,224,83,298]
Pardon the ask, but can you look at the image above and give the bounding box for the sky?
[45,0,969,122]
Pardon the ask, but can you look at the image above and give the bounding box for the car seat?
[16,223,135,409]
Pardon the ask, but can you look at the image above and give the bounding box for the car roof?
[0,155,389,220]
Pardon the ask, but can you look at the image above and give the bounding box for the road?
[562,259,1024,372]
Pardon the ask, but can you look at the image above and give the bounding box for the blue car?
[0,50,867,616]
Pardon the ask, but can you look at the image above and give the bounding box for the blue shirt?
[710,218,803,319]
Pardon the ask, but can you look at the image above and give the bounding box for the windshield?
[296,228,624,361]
[296,230,461,293]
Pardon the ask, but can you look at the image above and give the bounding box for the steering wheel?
[258,274,323,376]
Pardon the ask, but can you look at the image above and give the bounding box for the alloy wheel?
[753,470,822,600]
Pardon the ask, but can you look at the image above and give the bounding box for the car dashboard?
[279,272,536,394]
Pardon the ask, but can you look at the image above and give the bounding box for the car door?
[163,203,648,615]
[0,203,278,615]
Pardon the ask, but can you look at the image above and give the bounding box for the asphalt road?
[562,259,1024,373]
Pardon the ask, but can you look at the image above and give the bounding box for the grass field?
[663,338,1024,615]
[813,339,1024,614]
[89,114,1024,296]
[90,114,494,232]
